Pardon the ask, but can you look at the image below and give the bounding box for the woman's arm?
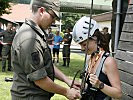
[102,57,122,98]
[89,57,122,99]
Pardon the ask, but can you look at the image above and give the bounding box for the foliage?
[59,31,64,38]
[0,0,11,16]
[0,0,31,16]
[0,53,84,100]
[61,13,85,32]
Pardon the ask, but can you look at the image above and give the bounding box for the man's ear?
[39,7,45,15]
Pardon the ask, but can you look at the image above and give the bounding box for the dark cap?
[30,0,60,19]
[103,27,108,30]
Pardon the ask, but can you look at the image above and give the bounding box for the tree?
[61,13,85,32]
[0,0,31,16]
[0,0,11,16]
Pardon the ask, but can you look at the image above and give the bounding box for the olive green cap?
[30,0,60,19]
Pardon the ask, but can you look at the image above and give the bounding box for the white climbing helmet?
[72,16,99,43]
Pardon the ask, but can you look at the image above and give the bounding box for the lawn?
[0,53,84,100]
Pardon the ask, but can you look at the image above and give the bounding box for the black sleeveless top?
[85,58,111,100]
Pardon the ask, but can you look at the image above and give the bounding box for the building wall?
[115,1,133,100]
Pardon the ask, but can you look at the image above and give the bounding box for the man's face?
[103,28,108,33]
[66,29,70,33]
[56,31,59,35]
[40,8,57,29]
[6,23,13,31]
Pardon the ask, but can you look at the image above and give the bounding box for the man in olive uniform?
[0,22,15,72]
[0,22,4,60]
[11,0,81,100]
[62,28,72,67]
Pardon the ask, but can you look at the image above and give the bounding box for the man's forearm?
[34,76,68,96]
[54,66,70,84]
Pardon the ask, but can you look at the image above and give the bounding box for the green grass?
[0,53,84,100]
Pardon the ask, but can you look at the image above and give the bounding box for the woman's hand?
[89,74,100,88]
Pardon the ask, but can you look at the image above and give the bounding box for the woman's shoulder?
[105,56,115,63]
[104,56,117,70]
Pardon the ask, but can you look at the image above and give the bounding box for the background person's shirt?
[63,33,72,45]
[53,35,63,49]
[0,30,15,43]
[47,33,54,45]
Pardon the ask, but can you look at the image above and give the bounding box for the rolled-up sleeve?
[27,66,47,81]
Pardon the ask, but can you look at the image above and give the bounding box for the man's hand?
[66,79,81,90]
[63,38,68,42]
[65,88,81,100]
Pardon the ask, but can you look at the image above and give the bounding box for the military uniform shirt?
[0,30,15,43]
[11,20,54,98]
[63,33,72,45]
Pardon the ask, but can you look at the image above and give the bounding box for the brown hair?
[31,5,40,13]
[93,29,110,52]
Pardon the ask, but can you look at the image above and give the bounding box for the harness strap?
[95,52,111,100]
[95,52,110,77]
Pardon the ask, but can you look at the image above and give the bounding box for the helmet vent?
[72,16,99,43]
[85,21,89,24]
[83,32,87,34]
[79,36,83,40]
[83,26,88,29]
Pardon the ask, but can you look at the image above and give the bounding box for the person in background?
[0,22,4,32]
[12,26,17,34]
[102,27,111,52]
[73,16,122,100]
[62,28,72,67]
[0,22,15,72]
[0,22,4,60]
[47,27,54,52]
[53,30,63,64]
[11,0,81,100]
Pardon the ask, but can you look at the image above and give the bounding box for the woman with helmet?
[73,16,122,100]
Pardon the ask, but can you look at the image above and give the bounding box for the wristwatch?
[99,82,104,89]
